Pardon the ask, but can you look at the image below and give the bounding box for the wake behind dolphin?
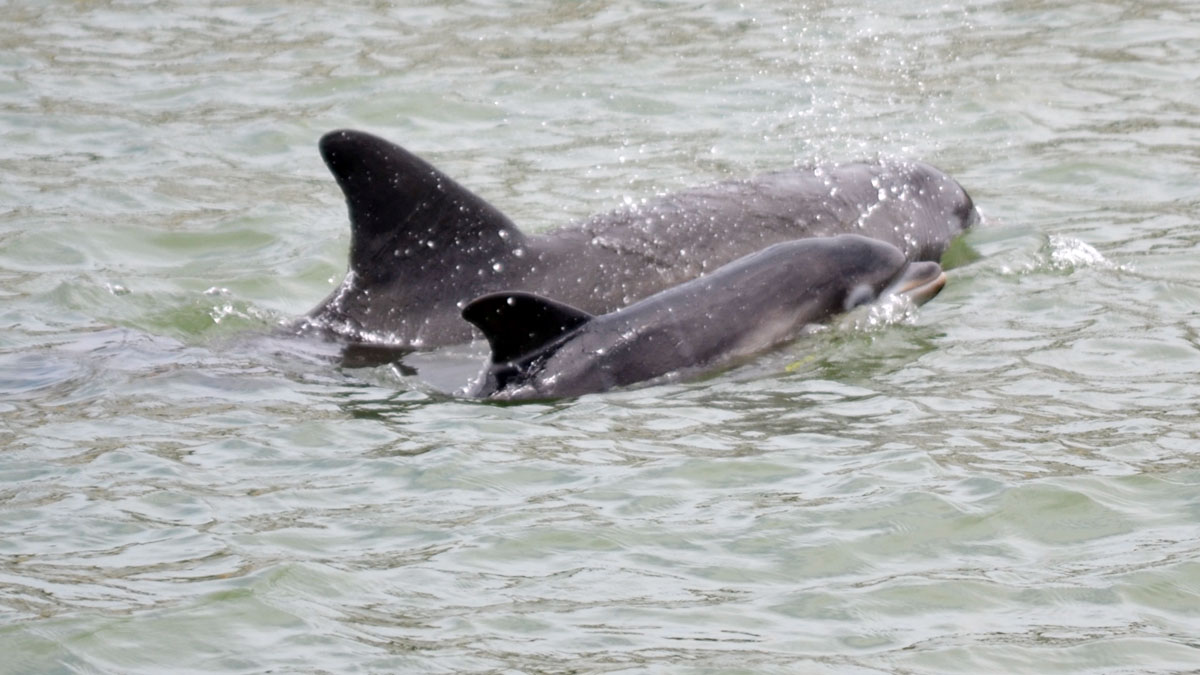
[296,129,977,350]
[462,235,946,400]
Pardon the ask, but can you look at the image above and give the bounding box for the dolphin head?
[821,236,946,316]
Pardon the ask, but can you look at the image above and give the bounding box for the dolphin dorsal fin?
[319,129,524,284]
[462,292,594,363]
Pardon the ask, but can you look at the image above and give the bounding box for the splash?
[782,293,924,373]
[843,291,923,333]
[999,235,1127,276]
[207,298,272,326]
[1045,234,1121,271]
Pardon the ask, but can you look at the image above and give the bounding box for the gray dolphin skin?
[297,129,977,349]
[462,234,946,401]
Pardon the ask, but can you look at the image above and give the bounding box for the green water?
[3,1,1200,673]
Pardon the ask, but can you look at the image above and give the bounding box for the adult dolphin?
[296,129,977,349]
[462,235,945,400]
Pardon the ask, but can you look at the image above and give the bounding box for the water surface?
[3,1,1200,673]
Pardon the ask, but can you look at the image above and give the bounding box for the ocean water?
[2,1,1199,673]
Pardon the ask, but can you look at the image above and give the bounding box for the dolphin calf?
[461,234,946,400]
[297,129,976,349]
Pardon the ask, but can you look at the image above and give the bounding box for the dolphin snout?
[885,261,946,306]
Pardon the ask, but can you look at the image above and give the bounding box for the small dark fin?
[319,129,524,284]
[462,292,594,363]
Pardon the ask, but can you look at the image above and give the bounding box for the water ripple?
[5,0,1200,672]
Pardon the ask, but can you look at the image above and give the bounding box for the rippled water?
[3,1,1200,673]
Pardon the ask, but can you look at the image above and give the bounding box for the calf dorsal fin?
[319,129,524,285]
[462,292,593,363]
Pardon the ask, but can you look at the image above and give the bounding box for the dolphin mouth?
[885,261,947,305]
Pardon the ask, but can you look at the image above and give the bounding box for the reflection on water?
[3,0,1200,672]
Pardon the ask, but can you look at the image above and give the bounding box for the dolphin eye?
[843,284,875,311]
